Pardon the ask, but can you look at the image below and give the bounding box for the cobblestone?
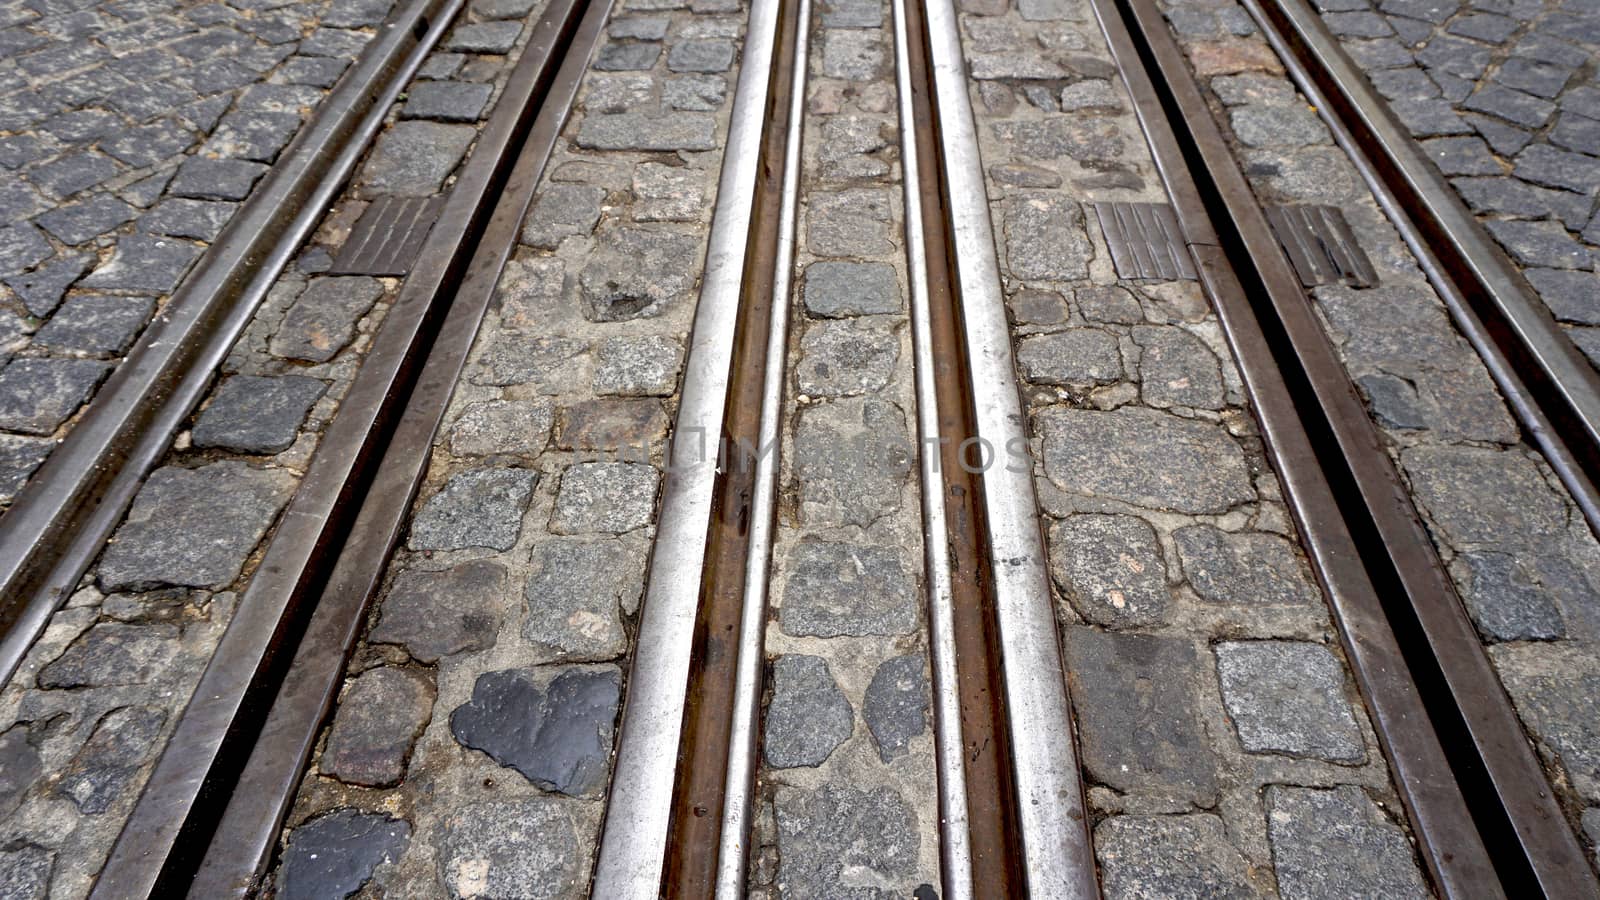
[862,654,927,764]
[1215,641,1366,762]
[1266,786,1429,898]
[1096,815,1257,899]
[279,809,410,900]
[764,655,852,768]
[190,374,326,454]
[319,667,434,788]
[408,466,539,551]
[370,561,507,662]
[1049,515,1168,628]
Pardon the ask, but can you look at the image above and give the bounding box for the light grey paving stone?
[1002,194,1093,281]
[807,188,894,258]
[32,295,153,356]
[0,844,52,900]
[469,0,537,19]
[1215,641,1365,762]
[863,653,928,763]
[270,276,385,363]
[992,118,1125,165]
[774,784,918,895]
[1400,445,1567,546]
[664,73,726,110]
[1050,514,1168,629]
[100,587,207,624]
[36,621,180,689]
[1230,102,1330,147]
[4,254,90,317]
[595,40,661,71]
[1095,815,1258,900]
[449,398,553,458]
[370,561,507,662]
[555,398,668,452]
[98,461,293,591]
[56,706,166,814]
[279,809,411,900]
[583,72,654,110]
[1456,551,1566,641]
[1356,372,1427,430]
[1038,406,1254,514]
[438,798,588,899]
[408,467,539,551]
[632,162,705,222]
[821,28,882,80]
[191,374,326,454]
[448,666,621,796]
[593,335,683,395]
[796,317,899,397]
[990,162,1063,188]
[793,397,912,528]
[667,38,734,72]
[1266,786,1430,899]
[496,256,566,331]
[319,667,434,787]
[818,114,892,179]
[1133,325,1225,409]
[610,15,669,39]
[802,261,900,317]
[0,435,52,504]
[550,461,658,534]
[780,539,918,637]
[1489,642,1600,802]
[522,539,638,662]
[1174,525,1321,606]
[764,655,852,768]
[579,227,701,320]
[521,183,605,249]
[823,0,882,27]
[79,235,202,294]
[357,121,476,196]
[474,335,591,392]
[401,80,493,122]
[1076,284,1144,324]
[575,112,717,151]
[1059,78,1122,112]
[1062,627,1221,806]
[1016,328,1123,386]
[444,20,521,53]
[1009,288,1069,325]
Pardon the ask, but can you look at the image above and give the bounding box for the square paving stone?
[97,460,294,591]
[278,811,411,900]
[1446,11,1518,42]
[1513,143,1600,194]
[666,38,734,72]
[32,294,153,355]
[101,118,197,168]
[3,254,89,316]
[444,20,521,53]
[1214,641,1366,762]
[1049,514,1168,628]
[357,120,476,196]
[0,358,112,434]
[592,335,682,396]
[270,275,385,362]
[1550,113,1600,155]
[595,40,661,71]
[1267,786,1431,897]
[34,194,136,245]
[522,540,637,662]
[779,539,918,637]
[318,666,434,787]
[140,198,237,241]
[191,373,326,453]
[550,461,659,534]
[204,110,302,162]
[81,235,203,294]
[793,398,912,528]
[1488,642,1600,802]
[401,80,494,122]
[30,151,120,198]
[579,228,700,320]
[521,183,605,249]
[371,561,507,662]
[1389,97,1473,135]
[169,157,270,200]
[1095,816,1256,898]
[1420,135,1503,175]
[1002,194,1093,280]
[1493,56,1574,99]
[773,784,919,895]
[0,224,52,273]
[1463,84,1556,129]
[802,261,900,317]
[409,467,538,551]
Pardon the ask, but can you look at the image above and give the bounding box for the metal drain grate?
[1265,204,1377,288]
[1093,201,1197,280]
[329,195,446,276]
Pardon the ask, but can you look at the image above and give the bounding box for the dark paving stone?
[32,294,153,355]
[191,374,326,453]
[270,275,385,362]
[280,55,349,87]
[80,235,202,294]
[0,726,42,819]
[1513,143,1600,194]
[1560,85,1600,121]
[1445,10,1518,42]
[100,586,206,624]
[358,120,475,196]
[1096,815,1255,900]
[401,80,493,122]
[371,561,506,662]
[0,134,57,170]
[3,254,89,317]
[122,170,174,208]
[409,467,538,551]
[1062,627,1220,806]
[863,653,927,763]
[319,666,434,787]
[1452,175,1592,230]
[169,156,269,200]
[1462,84,1556,129]
[35,194,137,245]
[554,398,667,452]
[57,705,165,814]
[1492,56,1574,99]
[1413,33,1490,78]
[1175,524,1321,607]
[97,460,294,591]
[1457,551,1566,641]
[449,666,621,796]
[1050,514,1168,629]
[0,357,111,434]
[1527,268,1600,324]
[780,539,918,637]
[1038,406,1254,514]
[1009,288,1070,325]
[1389,97,1474,135]
[101,117,197,168]
[521,539,636,662]
[667,38,734,72]
[1215,641,1365,762]
[1341,36,1413,69]
[1550,113,1600,155]
[1420,135,1502,175]
[1266,786,1431,897]
[0,844,53,899]
[764,655,852,768]
[472,0,538,18]
[231,84,317,116]
[299,26,367,57]
[205,109,301,162]
[438,798,586,898]
[29,151,120,198]
[1465,111,1532,154]
[0,89,57,133]
[36,621,180,688]
[279,809,411,900]
[0,436,53,504]
[41,107,124,144]
[140,198,237,241]
[774,784,918,896]
[595,40,661,70]
[443,20,521,53]
[1430,68,1475,101]
[1485,218,1592,269]
[521,183,604,250]
[1378,0,1458,23]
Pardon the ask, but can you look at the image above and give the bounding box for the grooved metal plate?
[1265,204,1378,288]
[329,195,445,276]
[1093,201,1197,280]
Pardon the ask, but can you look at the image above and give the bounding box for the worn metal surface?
[1094,201,1199,280]
[329,196,447,276]
[1264,204,1377,287]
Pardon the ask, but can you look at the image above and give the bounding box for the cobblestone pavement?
[0,0,404,506]
[266,2,751,896]
[960,0,1436,895]
[0,3,542,893]
[1305,0,1600,366]
[1154,0,1600,870]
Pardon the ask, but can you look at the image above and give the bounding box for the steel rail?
[87,2,595,894]
[590,0,785,894]
[1101,0,1590,894]
[0,0,463,686]
[712,0,809,893]
[891,0,974,894]
[921,0,1099,894]
[1247,0,1600,538]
